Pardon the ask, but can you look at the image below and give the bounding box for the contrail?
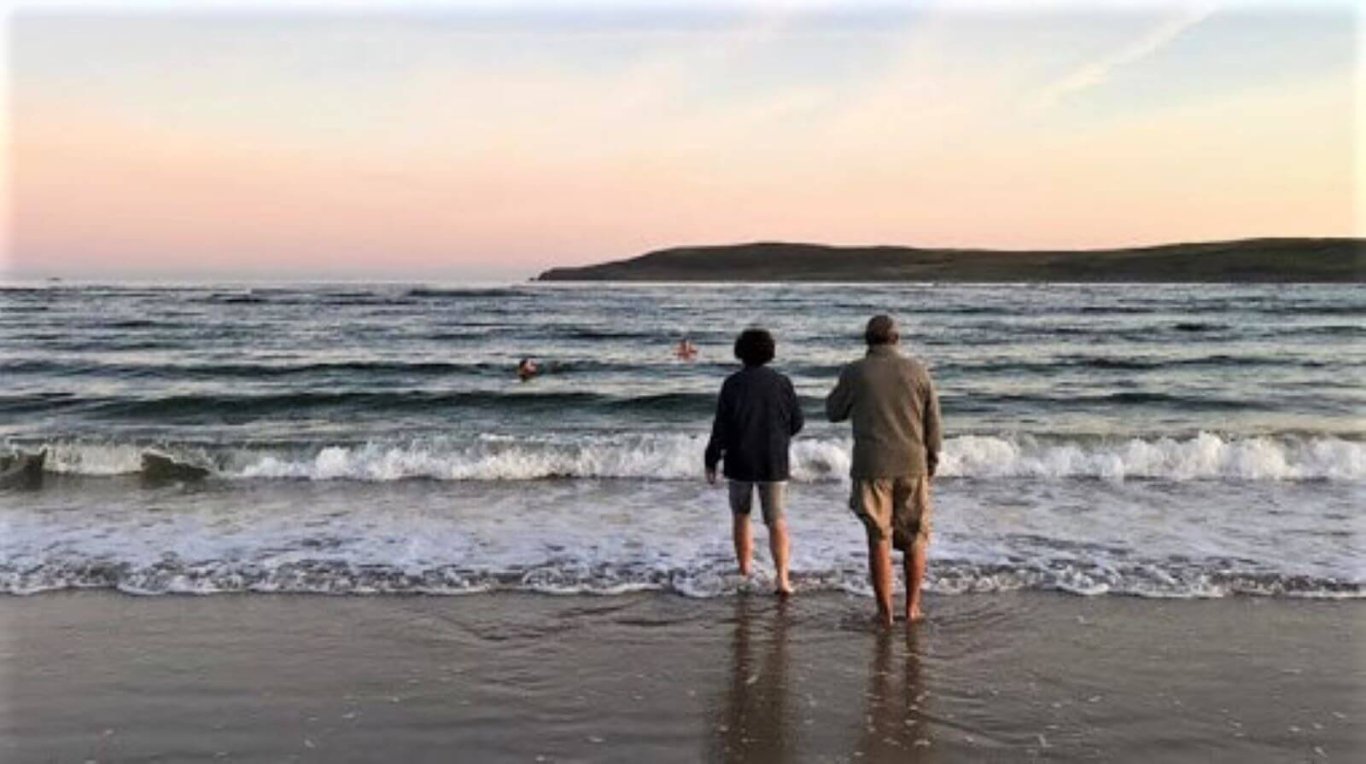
[1034,3,1217,110]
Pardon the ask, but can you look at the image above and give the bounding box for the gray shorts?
[728,480,787,525]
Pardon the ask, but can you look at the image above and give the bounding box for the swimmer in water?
[675,337,698,361]
[516,357,539,382]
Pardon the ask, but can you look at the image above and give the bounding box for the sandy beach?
[1,591,1360,762]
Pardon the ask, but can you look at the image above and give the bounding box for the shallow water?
[2,282,1362,596]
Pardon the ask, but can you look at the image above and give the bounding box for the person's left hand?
[705,467,717,485]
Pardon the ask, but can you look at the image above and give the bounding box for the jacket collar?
[866,344,900,358]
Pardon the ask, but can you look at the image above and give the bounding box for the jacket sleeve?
[923,375,942,475]
[786,377,804,436]
[825,365,854,423]
[704,382,729,471]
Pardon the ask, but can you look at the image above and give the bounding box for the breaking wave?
[17,432,1366,483]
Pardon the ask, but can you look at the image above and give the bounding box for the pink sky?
[5,2,1359,278]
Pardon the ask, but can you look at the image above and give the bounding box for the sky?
[2,0,1360,279]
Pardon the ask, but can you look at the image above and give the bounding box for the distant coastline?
[536,238,1364,283]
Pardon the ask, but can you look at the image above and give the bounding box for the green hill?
[536,238,1363,282]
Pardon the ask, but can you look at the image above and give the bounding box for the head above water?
[865,314,900,346]
[734,327,776,366]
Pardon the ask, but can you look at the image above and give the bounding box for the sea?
[1,282,1361,599]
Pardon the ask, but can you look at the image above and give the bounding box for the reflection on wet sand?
[706,596,933,762]
[708,595,792,762]
[855,628,931,760]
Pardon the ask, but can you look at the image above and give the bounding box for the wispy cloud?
[1033,4,1217,110]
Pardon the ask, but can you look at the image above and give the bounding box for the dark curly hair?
[734,327,776,366]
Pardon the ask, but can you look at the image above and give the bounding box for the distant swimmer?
[516,357,540,382]
[675,337,699,362]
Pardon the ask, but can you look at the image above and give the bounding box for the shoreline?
[3,590,1360,761]
[5,471,1359,600]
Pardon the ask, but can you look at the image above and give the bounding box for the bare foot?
[774,581,794,597]
[906,608,925,623]
[875,610,895,629]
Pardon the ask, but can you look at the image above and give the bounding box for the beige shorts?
[850,476,932,551]
[729,481,787,525]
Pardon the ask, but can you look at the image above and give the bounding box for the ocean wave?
[0,357,739,381]
[0,556,1356,599]
[5,384,1334,422]
[1173,321,1223,332]
[4,354,1340,384]
[37,389,725,419]
[939,432,1365,481]
[404,287,527,300]
[17,432,1365,482]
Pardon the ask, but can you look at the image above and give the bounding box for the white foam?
[42,442,145,476]
[13,432,1365,482]
[937,432,1366,482]
[2,470,1358,599]
[2,559,1357,599]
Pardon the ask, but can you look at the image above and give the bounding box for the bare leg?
[732,514,753,576]
[768,519,793,595]
[868,536,894,627]
[904,537,928,623]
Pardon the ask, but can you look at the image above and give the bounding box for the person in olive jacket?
[705,327,805,595]
[827,315,942,626]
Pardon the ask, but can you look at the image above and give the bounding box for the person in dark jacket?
[705,327,805,595]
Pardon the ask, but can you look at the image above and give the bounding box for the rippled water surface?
[2,282,1362,596]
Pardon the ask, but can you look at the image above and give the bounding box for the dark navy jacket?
[704,365,804,482]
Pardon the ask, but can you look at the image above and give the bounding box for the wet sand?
[1,592,1361,762]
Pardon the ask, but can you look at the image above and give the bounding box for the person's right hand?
[705,467,717,485]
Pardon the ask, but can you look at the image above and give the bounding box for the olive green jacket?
[825,344,942,478]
